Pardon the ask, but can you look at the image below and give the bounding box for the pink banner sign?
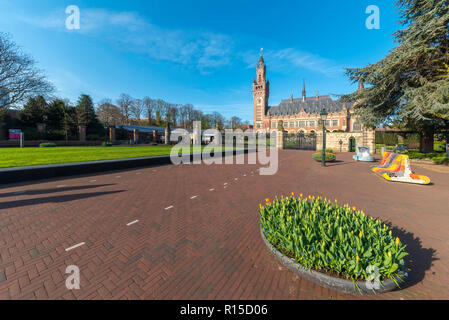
[9,129,21,140]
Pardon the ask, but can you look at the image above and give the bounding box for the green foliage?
[433,156,449,165]
[102,142,113,147]
[317,149,334,153]
[21,96,49,126]
[375,132,384,145]
[312,152,336,161]
[383,133,399,146]
[434,142,446,152]
[39,142,56,148]
[407,151,445,160]
[259,195,409,283]
[342,0,449,138]
[22,127,45,140]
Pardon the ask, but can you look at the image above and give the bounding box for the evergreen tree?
[47,99,66,130]
[20,96,49,126]
[75,94,97,127]
[342,0,449,152]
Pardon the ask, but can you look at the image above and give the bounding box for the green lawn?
[0,145,230,168]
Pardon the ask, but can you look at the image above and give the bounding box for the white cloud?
[17,7,342,77]
[19,8,233,73]
[242,48,343,78]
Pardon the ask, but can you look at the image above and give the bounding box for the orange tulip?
[265,198,271,203]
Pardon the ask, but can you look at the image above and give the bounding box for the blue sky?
[0,0,401,121]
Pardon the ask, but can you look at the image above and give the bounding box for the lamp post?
[320,109,328,167]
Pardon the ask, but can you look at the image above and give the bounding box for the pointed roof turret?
[258,48,264,65]
[302,80,306,102]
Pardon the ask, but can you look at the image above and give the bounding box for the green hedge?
[433,157,449,165]
[312,153,336,161]
[407,151,445,160]
[39,143,57,148]
[260,195,408,286]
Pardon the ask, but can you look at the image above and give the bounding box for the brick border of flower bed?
[260,226,402,296]
[0,149,256,185]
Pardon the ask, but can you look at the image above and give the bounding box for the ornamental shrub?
[259,195,409,287]
[312,152,336,161]
[433,156,449,165]
[39,142,57,148]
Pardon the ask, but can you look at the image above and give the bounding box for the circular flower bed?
[259,194,409,293]
[312,152,336,162]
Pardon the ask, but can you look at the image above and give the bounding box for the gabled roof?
[267,96,353,116]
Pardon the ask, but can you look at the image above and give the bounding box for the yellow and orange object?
[371,153,431,185]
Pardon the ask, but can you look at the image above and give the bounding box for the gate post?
[277,130,284,150]
[316,132,323,151]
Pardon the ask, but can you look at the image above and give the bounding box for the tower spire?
[302,80,306,102]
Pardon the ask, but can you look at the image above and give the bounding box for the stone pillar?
[153,130,158,144]
[316,132,323,151]
[133,129,139,144]
[79,125,86,142]
[193,121,201,146]
[420,132,434,153]
[363,128,376,154]
[36,123,46,133]
[165,123,171,145]
[109,126,116,142]
[276,130,284,150]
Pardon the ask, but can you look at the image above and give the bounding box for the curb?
[260,227,402,296]
[0,149,257,185]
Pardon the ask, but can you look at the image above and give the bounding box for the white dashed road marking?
[165,206,174,210]
[126,220,139,226]
[209,188,215,191]
[190,196,198,200]
[65,242,86,252]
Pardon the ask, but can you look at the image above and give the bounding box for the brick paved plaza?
[0,151,448,300]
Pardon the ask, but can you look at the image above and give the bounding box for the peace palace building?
[252,53,363,134]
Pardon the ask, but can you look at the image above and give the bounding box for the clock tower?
[253,49,269,130]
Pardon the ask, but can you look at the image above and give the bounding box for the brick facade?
[252,53,362,135]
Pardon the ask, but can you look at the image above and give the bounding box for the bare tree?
[212,111,225,130]
[130,98,144,122]
[143,96,155,125]
[117,93,133,124]
[168,105,179,127]
[0,32,54,109]
[97,99,123,125]
[229,116,242,129]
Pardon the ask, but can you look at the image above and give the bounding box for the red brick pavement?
[0,151,448,300]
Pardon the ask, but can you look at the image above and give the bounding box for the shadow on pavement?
[0,190,126,210]
[389,224,438,291]
[0,184,117,198]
